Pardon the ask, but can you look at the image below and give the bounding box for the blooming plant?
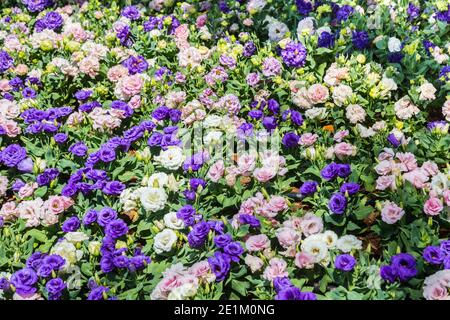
[0,0,449,301]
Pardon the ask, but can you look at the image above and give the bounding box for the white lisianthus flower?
[154,146,185,170]
[65,232,89,243]
[119,188,138,212]
[51,240,83,268]
[154,229,178,254]
[139,187,168,212]
[387,37,402,52]
[305,107,328,120]
[203,130,223,146]
[203,115,223,128]
[147,172,169,188]
[419,82,437,101]
[167,283,198,300]
[163,212,185,230]
[297,17,315,36]
[301,234,329,263]
[336,235,363,253]
[321,230,338,249]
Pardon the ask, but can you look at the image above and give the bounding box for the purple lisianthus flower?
[391,253,417,282]
[62,216,81,232]
[105,219,128,239]
[17,157,34,173]
[122,55,148,75]
[387,133,401,148]
[223,241,244,262]
[275,286,302,300]
[190,178,206,191]
[0,144,27,167]
[183,189,196,201]
[335,254,356,271]
[282,132,300,148]
[328,193,347,214]
[129,254,151,271]
[83,209,98,225]
[239,214,261,228]
[299,292,317,300]
[214,234,232,249]
[46,278,66,300]
[176,205,196,226]
[43,11,63,30]
[74,89,92,101]
[53,133,68,144]
[380,265,397,283]
[183,152,208,172]
[0,50,14,73]
[0,278,10,291]
[43,255,65,271]
[12,179,25,191]
[98,146,116,163]
[321,162,338,180]
[87,286,109,300]
[340,182,360,195]
[318,31,335,48]
[102,181,125,196]
[336,164,351,178]
[296,0,313,15]
[61,183,78,197]
[22,87,37,99]
[121,5,141,20]
[10,268,38,295]
[262,116,278,131]
[273,277,293,293]
[423,246,444,265]
[280,41,307,68]
[69,141,88,157]
[24,0,51,13]
[300,181,319,196]
[187,221,211,248]
[208,251,231,282]
[97,207,118,227]
[36,263,53,278]
[407,3,420,20]
[116,25,132,47]
[243,41,257,57]
[444,256,450,269]
[152,106,169,120]
[352,30,370,50]
[248,109,264,120]
[147,132,163,146]
[335,5,354,22]
[26,252,46,270]
[440,240,450,255]
[290,110,304,126]
[169,109,182,123]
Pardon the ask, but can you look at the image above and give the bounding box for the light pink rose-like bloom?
[253,167,277,183]
[0,79,11,92]
[381,201,405,224]
[246,72,260,87]
[394,96,420,119]
[245,234,270,252]
[15,64,29,76]
[262,57,282,77]
[299,212,323,236]
[276,227,301,249]
[376,175,396,191]
[421,161,439,176]
[424,198,444,216]
[107,65,128,82]
[63,23,89,42]
[396,152,418,172]
[267,196,288,213]
[196,14,208,28]
[0,119,21,137]
[378,148,395,161]
[244,255,264,273]
[13,292,43,300]
[375,160,394,176]
[299,133,318,146]
[0,176,7,196]
[263,258,289,281]
[44,195,74,215]
[18,182,38,199]
[419,82,437,101]
[237,154,257,175]
[189,260,214,282]
[174,24,190,50]
[333,130,349,142]
[403,168,429,189]
[443,100,450,122]
[206,160,225,182]
[40,211,59,226]
[17,198,44,227]
[307,84,329,104]
[0,201,19,221]
[225,173,237,187]
[423,283,449,300]
[78,55,100,78]
[128,95,141,109]
[120,74,144,98]
[334,142,356,159]
[295,251,315,269]
[66,111,85,127]
[345,104,366,124]
[443,189,450,206]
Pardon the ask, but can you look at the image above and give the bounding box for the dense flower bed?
[0,0,449,300]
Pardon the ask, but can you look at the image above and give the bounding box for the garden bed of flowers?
[0,0,449,301]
